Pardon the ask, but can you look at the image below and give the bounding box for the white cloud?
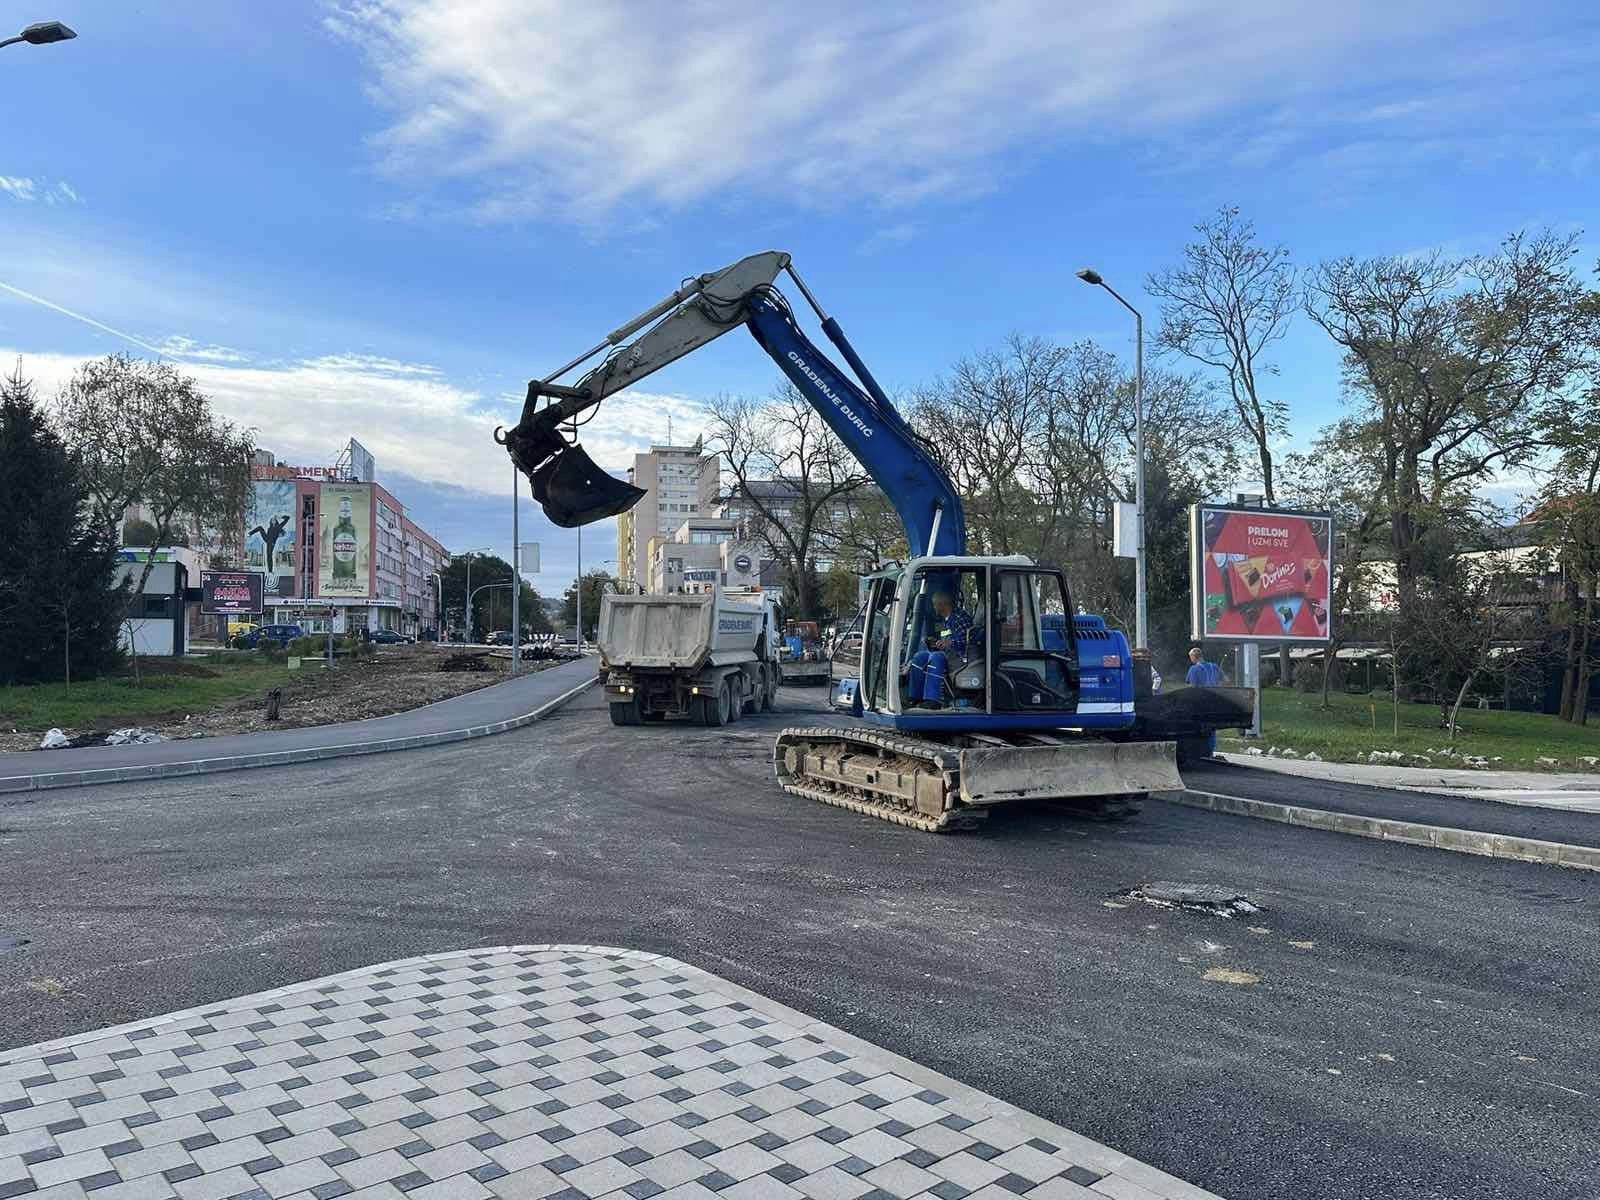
[3,345,705,497]
[0,176,82,204]
[0,176,38,201]
[157,335,253,364]
[326,0,1505,221]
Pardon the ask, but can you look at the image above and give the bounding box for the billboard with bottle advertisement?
[247,480,298,598]
[318,482,372,598]
[1190,504,1333,643]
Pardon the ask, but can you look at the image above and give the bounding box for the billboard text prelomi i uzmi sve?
[1190,504,1333,643]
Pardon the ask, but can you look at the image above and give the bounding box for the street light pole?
[0,20,77,51]
[458,547,491,644]
[511,461,520,676]
[1077,267,1148,651]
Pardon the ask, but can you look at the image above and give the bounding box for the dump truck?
[598,587,781,726]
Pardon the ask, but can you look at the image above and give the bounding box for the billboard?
[318,482,372,598]
[200,570,263,615]
[247,480,298,598]
[347,438,375,482]
[1191,504,1332,643]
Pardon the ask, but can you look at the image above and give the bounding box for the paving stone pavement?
[0,947,1222,1200]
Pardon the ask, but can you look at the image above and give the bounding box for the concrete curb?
[0,675,599,795]
[1169,788,1600,872]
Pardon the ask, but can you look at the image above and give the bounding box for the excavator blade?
[957,739,1182,806]
[529,443,647,528]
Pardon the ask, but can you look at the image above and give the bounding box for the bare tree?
[55,355,256,663]
[707,384,870,619]
[1305,230,1595,625]
[1148,207,1295,504]
[910,335,1060,555]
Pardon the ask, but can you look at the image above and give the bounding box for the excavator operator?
[908,590,976,708]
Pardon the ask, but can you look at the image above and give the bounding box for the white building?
[616,444,720,591]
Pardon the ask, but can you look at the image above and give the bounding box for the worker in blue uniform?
[1186,645,1225,755]
[1186,645,1225,686]
[908,591,976,707]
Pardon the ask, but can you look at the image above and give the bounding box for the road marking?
[1168,789,1600,873]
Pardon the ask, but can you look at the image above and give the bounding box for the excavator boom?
[497,252,789,527]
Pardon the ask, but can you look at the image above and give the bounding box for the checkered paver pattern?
[0,947,1221,1200]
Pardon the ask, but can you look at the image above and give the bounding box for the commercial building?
[646,518,763,594]
[120,440,450,644]
[616,443,720,590]
[244,447,448,637]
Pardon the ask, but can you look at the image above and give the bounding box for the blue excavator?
[498,252,1250,830]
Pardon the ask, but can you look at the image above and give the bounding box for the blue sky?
[2,0,1597,596]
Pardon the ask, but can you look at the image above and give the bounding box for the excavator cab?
[859,557,1083,728]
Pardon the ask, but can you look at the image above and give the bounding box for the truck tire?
[758,665,775,712]
[698,686,728,727]
[609,699,641,726]
[727,678,743,722]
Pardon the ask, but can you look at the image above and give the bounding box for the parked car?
[485,630,514,646]
[244,623,304,648]
[370,629,410,645]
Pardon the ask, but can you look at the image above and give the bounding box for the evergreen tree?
[0,366,127,684]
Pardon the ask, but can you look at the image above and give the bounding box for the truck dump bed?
[598,591,767,670]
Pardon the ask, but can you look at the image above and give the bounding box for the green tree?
[54,354,255,616]
[1304,230,1594,627]
[121,517,158,546]
[563,569,614,639]
[821,560,860,621]
[437,553,547,638]
[1,366,127,684]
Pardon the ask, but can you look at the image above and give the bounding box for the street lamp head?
[1075,267,1104,286]
[21,20,76,44]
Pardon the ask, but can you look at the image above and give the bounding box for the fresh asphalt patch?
[1,687,1596,1200]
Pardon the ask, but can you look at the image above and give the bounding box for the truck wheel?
[727,678,743,722]
[758,665,775,712]
[609,700,641,726]
[699,687,728,727]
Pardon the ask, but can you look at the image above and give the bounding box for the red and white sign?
[1190,505,1332,643]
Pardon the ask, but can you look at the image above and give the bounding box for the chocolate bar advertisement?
[1189,504,1333,643]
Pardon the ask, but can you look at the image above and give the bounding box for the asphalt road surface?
[2,688,1596,1200]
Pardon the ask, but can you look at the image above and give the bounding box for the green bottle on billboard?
[333,496,358,584]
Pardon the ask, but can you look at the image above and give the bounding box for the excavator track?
[774,725,1168,833]
[773,726,987,833]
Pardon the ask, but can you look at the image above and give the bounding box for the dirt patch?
[0,646,566,751]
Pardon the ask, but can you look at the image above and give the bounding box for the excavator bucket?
[529,443,647,528]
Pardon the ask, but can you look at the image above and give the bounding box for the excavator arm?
[497,252,965,557]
